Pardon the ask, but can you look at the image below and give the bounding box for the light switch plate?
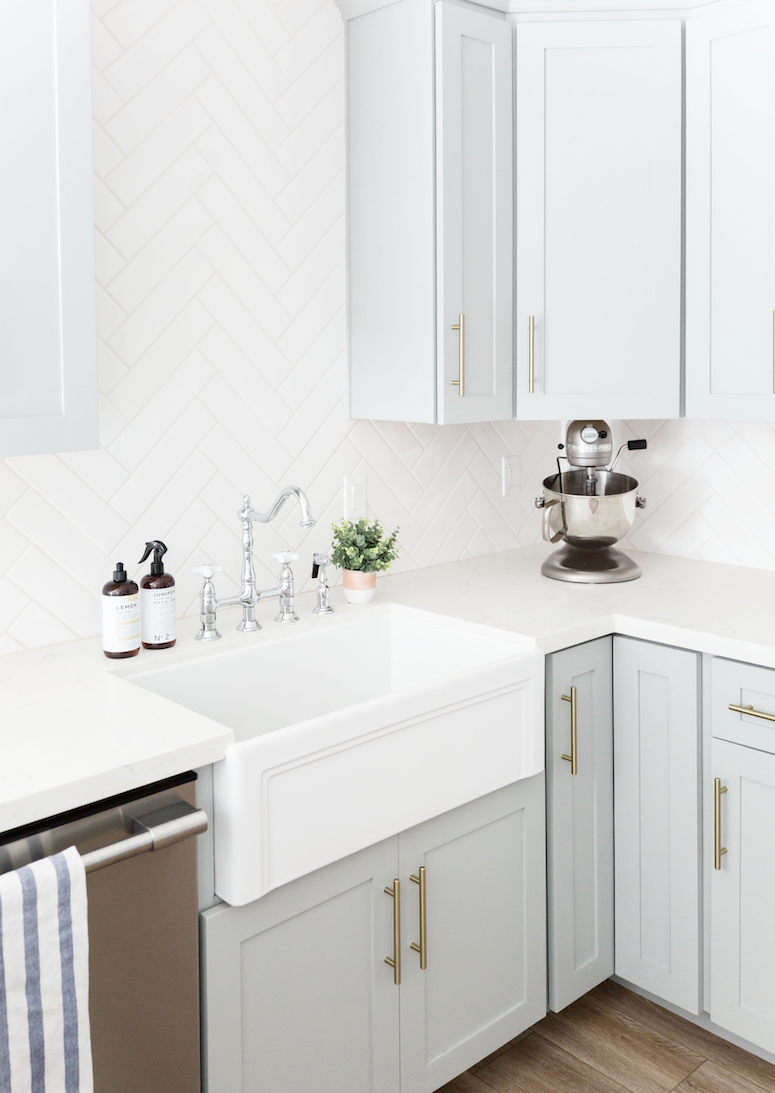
[344,473,368,520]
[502,456,521,498]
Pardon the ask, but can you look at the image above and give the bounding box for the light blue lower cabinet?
[201,835,401,1093]
[398,778,547,1093]
[614,637,702,1015]
[546,637,614,1012]
[711,736,775,1054]
[201,778,546,1093]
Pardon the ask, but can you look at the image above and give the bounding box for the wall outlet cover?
[344,473,368,521]
[502,456,521,498]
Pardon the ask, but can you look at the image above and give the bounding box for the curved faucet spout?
[241,485,316,529]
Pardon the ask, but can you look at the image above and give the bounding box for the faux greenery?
[331,518,401,573]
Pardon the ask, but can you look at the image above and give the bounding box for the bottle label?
[102,593,140,654]
[141,586,177,645]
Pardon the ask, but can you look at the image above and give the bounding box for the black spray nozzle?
[113,562,128,583]
[628,439,647,451]
[138,540,168,576]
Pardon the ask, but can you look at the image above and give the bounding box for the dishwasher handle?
[81,801,207,874]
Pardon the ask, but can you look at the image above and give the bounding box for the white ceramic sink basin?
[118,604,543,906]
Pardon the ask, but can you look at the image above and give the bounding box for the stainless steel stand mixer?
[535,421,648,583]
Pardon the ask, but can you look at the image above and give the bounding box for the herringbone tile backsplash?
[0,0,770,651]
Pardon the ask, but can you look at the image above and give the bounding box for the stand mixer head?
[535,421,647,584]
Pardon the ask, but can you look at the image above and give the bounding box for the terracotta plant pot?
[342,569,377,605]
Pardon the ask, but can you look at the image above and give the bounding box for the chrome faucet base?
[312,604,334,616]
[275,607,300,623]
[237,618,262,632]
[195,626,222,642]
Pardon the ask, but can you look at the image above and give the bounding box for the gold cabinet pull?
[384,880,401,985]
[728,703,775,723]
[410,867,427,970]
[528,315,535,394]
[451,314,465,396]
[561,685,577,775]
[714,778,728,870]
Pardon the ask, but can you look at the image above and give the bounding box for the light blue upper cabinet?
[686,0,775,420]
[516,19,682,420]
[343,0,513,424]
[0,0,97,456]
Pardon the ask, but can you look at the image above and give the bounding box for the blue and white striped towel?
[0,847,92,1093]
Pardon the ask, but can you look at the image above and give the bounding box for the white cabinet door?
[0,0,97,455]
[614,638,701,1014]
[711,738,775,1054]
[398,779,546,1093]
[201,838,400,1093]
[686,2,775,420]
[436,2,513,424]
[516,20,682,420]
[345,0,512,424]
[546,638,613,1013]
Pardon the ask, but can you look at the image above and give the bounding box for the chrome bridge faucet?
[194,486,315,641]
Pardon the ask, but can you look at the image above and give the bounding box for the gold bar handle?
[528,315,535,394]
[714,778,728,870]
[729,703,775,723]
[561,685,577,775]
[384,880,401,985]
[410,867,427,970]
[451,314,465,396]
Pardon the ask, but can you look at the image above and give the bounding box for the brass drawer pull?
[561,685,577,775]
[528,315,535,394]
[410,867,427,970]
[728,703,775,723]
[451,314,465,396]
[384,880,401,985]
[714,778,728,870]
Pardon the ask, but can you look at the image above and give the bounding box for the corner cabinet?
[545,637,614,1013]
[344,0,513,424]
[613,637,702,1015]
[0,0,98,455]
[201,779,546,1093]
[686,1,775,419]
[516,19,682,420]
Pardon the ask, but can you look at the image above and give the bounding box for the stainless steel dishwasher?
[0,772,206,1093]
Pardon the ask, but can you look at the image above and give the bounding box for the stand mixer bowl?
[539,469,644,583]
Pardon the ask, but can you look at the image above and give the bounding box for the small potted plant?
[331,518,400,604]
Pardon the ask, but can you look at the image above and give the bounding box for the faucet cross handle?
[272,551,300,565]
[193,562,223,579]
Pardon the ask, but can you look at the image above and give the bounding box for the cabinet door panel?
[0,0,97,454]
[546,638,613,1012]
[436,2,513,424]
[686,1,775,419]
[398,778,546,1093]
[201,839,400,1093]
[516,20,681,419]
[711,739,775,1053]
[614,638,701,1014]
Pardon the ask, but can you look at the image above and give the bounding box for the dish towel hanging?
[0,846,92,1093]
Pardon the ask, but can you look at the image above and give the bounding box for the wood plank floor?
[440,981,775,1093]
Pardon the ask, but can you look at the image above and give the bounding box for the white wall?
[0,0,770,653]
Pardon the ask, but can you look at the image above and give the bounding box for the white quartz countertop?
[0,632,233,834]
[3,543,775,834]
[375,543,775,666]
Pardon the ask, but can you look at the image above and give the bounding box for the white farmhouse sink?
[118,604,543,906]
